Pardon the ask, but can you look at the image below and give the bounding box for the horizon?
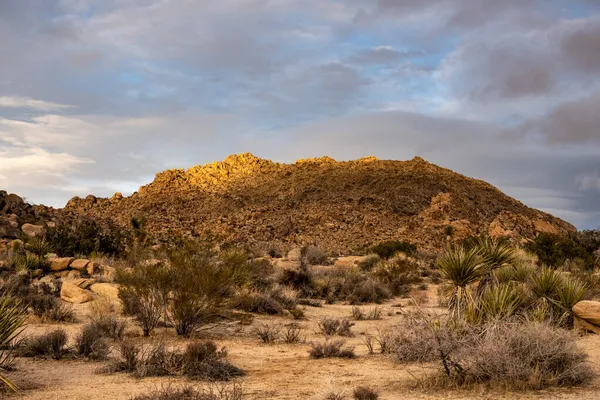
[1,1,599,229]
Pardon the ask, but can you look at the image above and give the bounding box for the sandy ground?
[5,286,600,400]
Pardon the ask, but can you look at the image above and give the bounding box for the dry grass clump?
[351,306,381,321]
[17,329,70,360]
[309,340,356,359]
[232,289,283,315]
[391,314,594,390]
[353,386,378,400]
[255,324,280,344]
[282,323,303,344]
[30,294,76,323]
[318,318,354,337]
[357,254,381,272]
[302,246,328,265]
[105,340,244,381]
[130,384,244,400]
[75,323,110,360]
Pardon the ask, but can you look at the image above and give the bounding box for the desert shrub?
[219,248,273,289]
[89,315,127,340]
[0,274,31,299]
[309,340,356,359]
[118,261,171,337]
[282,323,303,344]
[45,216,128,258]
[255,324,280,344]
[465,284,524,324]
[351,306,381,321]
[30,295,76,323]
[552,276,589,327]
[362,336,376,354]
[231,289,283,315]
[339,274,392,304]
[182,341,245,381]
[526,233,595,270]
[392,316,594,390]
[357,254,381,272]
[75,324,110,360]
[265,285,299,310]
[369,240,416,259]
[278,265,315,297]
[0,293,27,392]
[371,255,422,296]
[18,329,70,360]
[130,384,244,400]
[353,386,378,400]
[318,318,354,337]
[8,252,41,273]
[302,246,328,265]
[168,244,237,337]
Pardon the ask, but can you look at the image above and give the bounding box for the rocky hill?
[64,153,575,253]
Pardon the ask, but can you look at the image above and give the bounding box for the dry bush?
[106,340,244,381]
[130,384,244,400]
[358,254,381,272]
[362,336,376,355]
[89,296,117,318]
[302,246,328,265]
[282,323,303,344]
[232,289,283,315]
[75,324,110,360]
[18,329,70,360]
[88,315,127,340]
[351,306,381,321]
[391,315,595,390]
[255,324,280,344]
[318,318,354,336]
[30,294,76,323]
[371,255,422,296]
[309,340,356,359]
[353,386,378,400]
[182,341,245,381]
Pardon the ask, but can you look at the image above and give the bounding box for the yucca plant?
[512,261,536,283]
[0,293,27,392]
[467,284,523,324]
[553,277,588,328]
[529,266,563,301]
[494,266,515,284]
[10,253,39,273]
[26,236,52,268]
[475,237,517,293]
[437,247,486,319]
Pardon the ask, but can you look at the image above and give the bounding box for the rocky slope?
[64,153,575,253]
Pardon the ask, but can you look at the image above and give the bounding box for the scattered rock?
[68,278,96,289]
[87,261,98,275]
[573,301,600,332]
[21,223,45,238]
[70,259,90,271]
[50,257,74,271]
[61,280,93,304]
[90,283,119,300]
[67,270,81,279]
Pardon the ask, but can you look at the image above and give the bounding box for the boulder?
[574,316,600,335]
[21,223,45,238]
[70,259,90,271]
[573,300,600,327]
[67,270,81,279]
[50,257,74,271]
[87,261,98,275]
[61,281,92,304]
[90,283,119,300]
[68,278,95,289]
[287,247,302,261]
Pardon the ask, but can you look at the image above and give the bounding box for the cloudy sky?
[1,0,599,229]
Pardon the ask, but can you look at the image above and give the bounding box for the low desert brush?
[309,340,356,359]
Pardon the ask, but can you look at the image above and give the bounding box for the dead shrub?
[309,340,356,359]
[231,289,283,315]
[302,246,328,265]
[75,324,110,360]
[351,306,381,321]
[255,324,280,344]
[318,318,354,337]
[18,329,70,360]
[358,254,381,272]
[130,384,244,400]
[282,323,303,344]
[182,341,245,381]
[89,315,127,340]
[391,315,595,390]
[353,386,378,400]
[30,294,75,323]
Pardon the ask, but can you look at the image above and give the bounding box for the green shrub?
[45,217,128,258]
[369,241,416,259]
[526,233,595,269]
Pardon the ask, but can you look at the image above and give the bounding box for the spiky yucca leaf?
[0,293,27,392]
[475,237,518,269]
[437,247,486,319]
[494,266,515,284]
[555,277,588,312]
[529,266,563,301]
[473,284,523,323]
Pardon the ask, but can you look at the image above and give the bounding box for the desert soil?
[6,286,600,400]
